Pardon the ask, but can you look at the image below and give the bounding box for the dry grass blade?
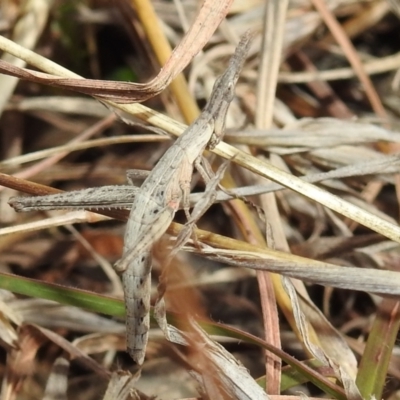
[0,0,233,102]
[0,210,110,236]
[0,0,51,112]
[311,0,386,119]
[212,140,400,243]
[196,248,400,297]
[252,0,290,392]
[0,134,168,168]
[13,298,124,334]
[228,118,400,149]
[292,287,358,379]
[183,320,270,400]
[102,371,142,400]
[42,357,69,400]
[27,325,110,378]
[277,51,400,83]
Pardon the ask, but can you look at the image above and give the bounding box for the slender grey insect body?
[8,32,252,365]
[114,32,251,364]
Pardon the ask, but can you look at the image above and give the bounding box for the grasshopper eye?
[226,81,235,101]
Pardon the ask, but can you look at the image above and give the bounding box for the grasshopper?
[115,32,251,364]
[8,32,252,364]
